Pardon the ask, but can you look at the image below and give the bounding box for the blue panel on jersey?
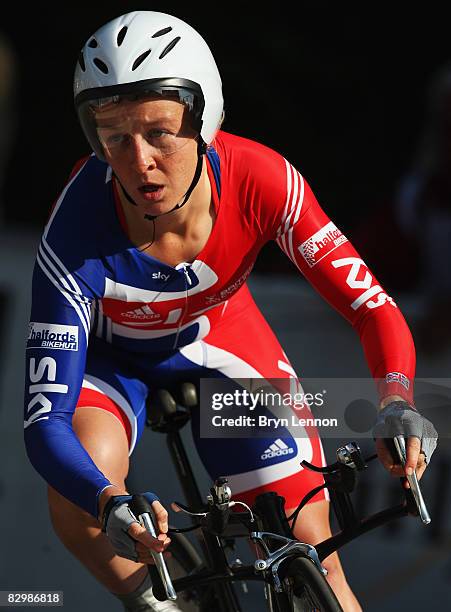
[207,146,221,198]
[103,255,200,293]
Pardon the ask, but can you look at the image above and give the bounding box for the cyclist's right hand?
[100,490,171,562]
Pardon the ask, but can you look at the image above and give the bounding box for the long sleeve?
[276,169,415,403]
[24,159,110,518]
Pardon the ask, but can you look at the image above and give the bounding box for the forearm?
[356,306,416,405]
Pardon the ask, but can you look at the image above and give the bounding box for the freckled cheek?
[165,155,198,191]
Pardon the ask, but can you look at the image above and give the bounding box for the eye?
[147,129,171,140]
[106,132,128,146]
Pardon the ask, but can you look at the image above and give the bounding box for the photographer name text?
[211,415,338,428]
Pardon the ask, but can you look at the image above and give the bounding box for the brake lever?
[393,435,431,525]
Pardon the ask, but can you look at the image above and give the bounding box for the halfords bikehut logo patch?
[299,221,348,267]
[28,323,79,351]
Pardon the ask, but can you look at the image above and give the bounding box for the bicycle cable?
[229,500,255,522]
[287,484,328,534]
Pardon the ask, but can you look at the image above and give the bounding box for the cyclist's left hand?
[373,398,438,487]
[375,436,427,486]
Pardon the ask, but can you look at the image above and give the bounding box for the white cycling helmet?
[74,10,224,161]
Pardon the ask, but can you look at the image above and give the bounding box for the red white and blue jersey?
[24,131,416,517]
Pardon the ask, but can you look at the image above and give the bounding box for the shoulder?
[213,131,305,234]
[213,130,296,195]
[59,153,111,206]
[213,130,287,173]
[41,154,114,276]
[45,154,112,241]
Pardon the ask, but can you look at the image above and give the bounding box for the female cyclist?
[24,10,437,612]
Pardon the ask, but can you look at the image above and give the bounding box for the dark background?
[2,4,451,238]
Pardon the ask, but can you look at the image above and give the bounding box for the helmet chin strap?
[115,140,207,222]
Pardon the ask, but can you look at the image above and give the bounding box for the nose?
[129,134,157,172]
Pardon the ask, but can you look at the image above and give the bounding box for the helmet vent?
[152,27,172,38]
[117,27,128,47]
[132,50,152,71]
[88,39,98,48]
[93,58,109,74]
[78,51,86,72]
[159,37,181,60]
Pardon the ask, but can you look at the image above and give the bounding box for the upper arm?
[255,154,396,325]
[276,178,397,325]
[25,185,105,427]
[24,241,94,429]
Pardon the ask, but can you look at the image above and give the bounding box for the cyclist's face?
[95,98,198,215]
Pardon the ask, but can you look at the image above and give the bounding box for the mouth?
[138,183,165,201]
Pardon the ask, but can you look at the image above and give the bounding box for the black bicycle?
[128,383,431,612]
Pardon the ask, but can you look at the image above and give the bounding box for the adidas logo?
[122,305,160,320]
[261,439,294,460]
